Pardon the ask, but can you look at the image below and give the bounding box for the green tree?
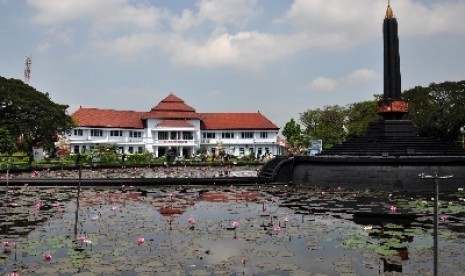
[282,118,302,151]
[0,76,74,157]
[403,81,465,143]
[346,99,380,138]
[0,128,17,154]
[300,105,347,149]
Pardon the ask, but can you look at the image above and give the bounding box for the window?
[138,146,143,153]
[91,129,103,137]
[260,132,268,139]
[110,130,122,137]
[129,131,142,138]
[170,132,177,140]
[183,132,193,140]
[239,148,245,155]
[203,132,216,139]
[241,132,253,139]
[222,132,234,139]
[73,145,79,154]
[81,145,87,153]
[158,131,168,140]
[74,129,83,136]
[128,146,134,154]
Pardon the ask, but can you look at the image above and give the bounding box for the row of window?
[73,129,143,138]
[73,129,271,139]
[73,145,144,154]
[203,132,269,139]
[157,131,194,140]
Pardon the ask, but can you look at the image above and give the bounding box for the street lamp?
[3,157,11,200]
[460,126,465,149]
[419,172,454,276]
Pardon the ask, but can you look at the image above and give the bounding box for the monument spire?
[377,1,408,119]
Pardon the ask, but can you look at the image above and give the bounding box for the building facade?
[68,93,284,158]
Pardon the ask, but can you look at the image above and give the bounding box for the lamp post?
[4,157,11,200]
[74,154,82,238]
[460,126,465,149]
[419,172,453,276]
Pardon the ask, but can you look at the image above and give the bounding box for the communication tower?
[24,56,32,84]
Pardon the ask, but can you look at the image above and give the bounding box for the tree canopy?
[0,76,75,156]
[283,80,465,152]
[282,118,302,153]
[403,80,465,143]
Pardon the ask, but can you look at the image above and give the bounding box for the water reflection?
[1,185,465,275]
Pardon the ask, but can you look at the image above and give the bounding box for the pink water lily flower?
[43,253,52,261]
[231,221,240,228]
[34,201,41,213]
[136,236,145,245]
[188,216,195,225]
[241,256,247,265]
[274,226,281,232]
[2,241,15,247]
[77,236,86,242]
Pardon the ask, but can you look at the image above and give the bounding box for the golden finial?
[386,1,394,19]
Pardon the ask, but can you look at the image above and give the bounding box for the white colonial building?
[68,93,284,158]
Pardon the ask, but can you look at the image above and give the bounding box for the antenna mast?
[24,56,32,84]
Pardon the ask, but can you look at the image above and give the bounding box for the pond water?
[1,184,465,275]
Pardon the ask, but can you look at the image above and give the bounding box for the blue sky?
[1,0,464,131]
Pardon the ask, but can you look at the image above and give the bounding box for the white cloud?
[279,0,465,49]
[196,0,258,26]
[309,77,338,91]
[394,1,465,35]
[27,0,164,30]
[308,68,379,92]
[26,0,465,71]
[345,69,380,83]
[170,9,197,32]
[279,0,384,49]
[165,31,310,70]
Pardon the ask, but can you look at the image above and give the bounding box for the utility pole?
[419,172,453,276]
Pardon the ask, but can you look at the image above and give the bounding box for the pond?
[1,184,465,275]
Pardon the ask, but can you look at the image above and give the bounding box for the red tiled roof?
[144,93,199,119]
[71,94,279,131]
[157,120,194,128]
[72,107,145,128]
[199,113,279,130]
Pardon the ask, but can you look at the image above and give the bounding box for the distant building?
[68,93,284,158]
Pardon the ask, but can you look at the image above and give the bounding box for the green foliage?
[0,75,75,155]
[0,127,17,154]
[300,105,348,149]
[282,118,302,151]
[346,100,380,138]
[403,80,465,144]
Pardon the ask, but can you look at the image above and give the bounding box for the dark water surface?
[1,184,465,275]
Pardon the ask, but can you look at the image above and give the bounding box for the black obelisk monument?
[377,4,408,120]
